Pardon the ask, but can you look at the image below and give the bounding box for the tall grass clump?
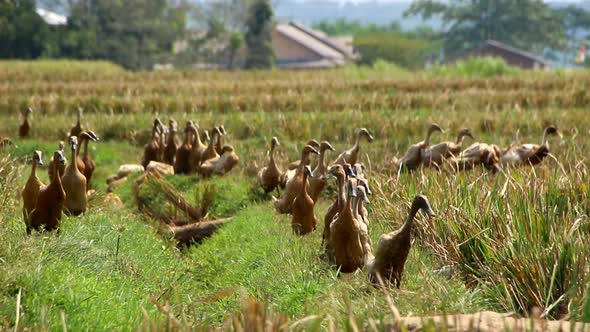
[431,57,520,77]
[407,168,590,321]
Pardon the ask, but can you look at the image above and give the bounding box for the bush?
[354,32,437,69]
[431,57,520,77]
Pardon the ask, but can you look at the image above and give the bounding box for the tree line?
[2,0,590,70]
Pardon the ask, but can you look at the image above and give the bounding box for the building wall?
[466,46,549,69]
[271,30,322,62]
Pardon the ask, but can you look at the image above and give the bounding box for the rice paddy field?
[0,60,589,330]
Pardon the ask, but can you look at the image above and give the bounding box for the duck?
[69,108,83,138]
[368,195,435,288]
[355,185,373,264]
[332,128,374,166]
[327,178,365,273]
[200,127,221,165]
[163,119,179,165]
[215,125,226,155]
[422,128,474,169]
[22,151,44,228]
[258,137,283,193]
[308,141,336,202]
[142,118,163,169]
[47,141,67,180]
[198,145,240,177]
[28,150,67,233]
[62,136,88,216]
[77,131,99,190]
[397,123,443,172]
[174,121,194,174]
[188,125,208,172]
[286,139,320,170]
[281,139,321,187]
[448,142,503,173]
[274,145,319,214]
[322,164,355,244]
[291,165,317,235]
[19,107,33,138]
[500,126,560,167]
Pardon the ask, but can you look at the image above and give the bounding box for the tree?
[62,0,188,70]
[227,31,244,69]
[0,0,51,59]
[405,0,565,56]
[244,0,274,69]
[554,5,590,65]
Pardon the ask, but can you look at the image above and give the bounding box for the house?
[452,40,551,70]
[272,22,354,69]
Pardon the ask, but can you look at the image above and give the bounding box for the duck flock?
[13,108,560,288]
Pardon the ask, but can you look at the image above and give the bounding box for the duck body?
[174,122,193,174]
[308,141,336,202]
[291,166,316,235]
[258,137,282,193]
[368,195,434,287]
[62,136,88,216]
[449,142,502,172]
[327,181,364,273]
[500,126,559,167]
[163,120,179,165]
[29,151,66,233]
[398,124,443,172]
[142,119,163,169]
[19,108,32,138]
[199,145,239,177]
[22,151,44,228]
[422,129,473,168]
[274,145,319,214]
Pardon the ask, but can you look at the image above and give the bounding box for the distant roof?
[36,8,67,26]
[275,23,344,60]
[288,22,353,58]
[473,40,550,65]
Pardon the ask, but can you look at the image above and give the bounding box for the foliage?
[0,0,52,59]
[244,0,274,69]
[405,0,565,56]
[430,57,520,77]
[313,18,402,36]
[354,31,438,69]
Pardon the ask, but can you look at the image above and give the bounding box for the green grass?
[1,63,590,330]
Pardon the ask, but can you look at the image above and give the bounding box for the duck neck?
[352,133,362,153]
[541,129,550,148]
[193,128,202,145]
[352,197,361,219]
[343,193,354,220]
[336,174,346,207]
[73,142,81,171]
[269,143,276,163]
[424,128,435,146]
[83,139,89,157]
[314,149,328,174]
[400,204,419,234]
[456,132,466,145]
[301,171,310,196]
[30,161,37,178]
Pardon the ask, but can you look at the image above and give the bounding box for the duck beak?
[327,143,336,152]
[350,185,357,197]
[363,195,370,204]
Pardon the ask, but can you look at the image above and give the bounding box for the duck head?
[412,195,435,217]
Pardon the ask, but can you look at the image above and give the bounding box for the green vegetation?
[244,0,275,69]
[430,57,520,77]
[0,61,589,330]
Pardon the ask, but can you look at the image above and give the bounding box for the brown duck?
[332,128,374,166]
[291,166,317,235]
[62,136,88,216]
[69,108,83,138]
[422,128,474,169]
[368,195,435,288]
[188,125,208,172]
[174,121,194,174]
[397,123,443,172]
[258,137,283,193]
[308,141,336,202]
[28,150,66,233]
[77,131,99,189]
[22,151,44,228]
[199,145,240,177]
[500,126,560,167]
[19,108,33,138]
[142,118,163,168]
[48,141,67,180]
[327,179,365,273]
[163,119,179,165]
[274,145,319,214]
